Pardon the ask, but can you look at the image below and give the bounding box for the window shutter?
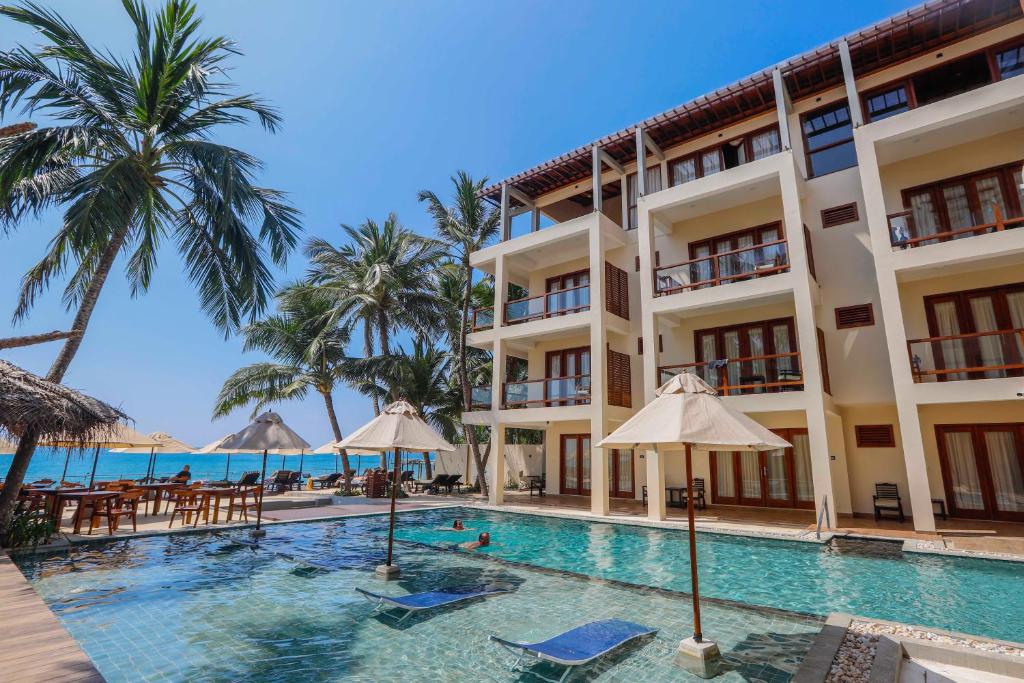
[637,337,643,355]
[835,304,874,329]
[635,255,640,272]
[821,202,859,228]
[855,424,895,448]
[607,350,632,408]
[658,334,664,353]
[604,262,630,320]
[817,327,832,395]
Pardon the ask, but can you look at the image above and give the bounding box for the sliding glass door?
[937,424,1024,521]
[709,428,813,509]
[560,434,592,496]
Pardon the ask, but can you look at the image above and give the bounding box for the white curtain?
[944,431,984,510]
[766,449,788,499]
[700,334,719,389]
[702,150,722,176]
[563,441,577,490]
[627,173,639,230]
[724,331,741,391]
[714,453,734,498]
[748,329,766,393]
[617,450,633,493]
[1015,171,1024,214]
[984,431,1024,513]
[934,301,967,380]
[1008,292,1024,364]
[671,157,697,186]
[581,438,591,491]
[793,434,814,502]
[942,185,973,232]
[645,165,663,194]
[740,452,761,498]
[969,297,1005,378]
[751,129,781,160]
[975,177,1006,226]
[909,191,940,243]
[692,243,713,289]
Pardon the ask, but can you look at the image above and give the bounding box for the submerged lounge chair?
[490,618,657,683]
[355,584,514,623]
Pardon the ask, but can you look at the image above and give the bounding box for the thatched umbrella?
[0,360,129,534]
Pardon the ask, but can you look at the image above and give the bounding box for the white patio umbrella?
[597,373,790,674]
[313,441,376,476]
[42,424,161,487]
[194,434,245,480]
[335,399,454,578]
[218,413,310,535]
[111,432,195,483]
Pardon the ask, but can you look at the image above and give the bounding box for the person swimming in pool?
[452,519,465,531]
[460,532,490,551]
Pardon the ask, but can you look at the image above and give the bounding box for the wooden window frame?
[801,100,857,178]
[855,424,896,448]
[835,304,875,329]
[666,123,781,188]
[694,316,800,395]
[686,220,785,261]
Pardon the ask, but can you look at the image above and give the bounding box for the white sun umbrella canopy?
[217,413,310,534]
[313,441,377,477]
[336,400,454,579]
[111,432,196,483]
[597,372,790,675]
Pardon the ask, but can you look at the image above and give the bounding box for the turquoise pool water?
[392,508,1024,643]
[14,511,818,682]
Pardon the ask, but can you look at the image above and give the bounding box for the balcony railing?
[503,374,592,408]
[888,204,1024,249]
[471,307,494,331]
[505,285,590,325]
[908,328,1024,383]
[469,385,492,409]
[654,240,789,296]
[658,352,803,395]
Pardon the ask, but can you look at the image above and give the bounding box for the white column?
[839,40,864,127]
[855,134,936,532]
[779,156,837,524]
[772,68,793,151]
[499,183,511,241]
[645,448,666,521]
[591,145,603,214]
[635,127,646,196]
[637,203,660,401]
[488,424,505,505]
[589,221,610,516]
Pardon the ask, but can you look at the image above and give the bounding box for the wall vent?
[821,202,859,228]
[835,303,874,329]
[855,424,895,448]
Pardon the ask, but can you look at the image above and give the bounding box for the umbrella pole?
[252,449,268,537]
[298,451,304,478]
[224,452,231,480]
[87,445,101,489]
[60,449,72,484]
[146,446,155,483]
[385,447,401,567]
[685,443,703,641]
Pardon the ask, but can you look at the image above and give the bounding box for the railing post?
[994,202,1005,232]
[907,340,917,383]
[712,255,720,286]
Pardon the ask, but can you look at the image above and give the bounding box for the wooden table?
[191,487,236,524]
[666,486,687,509]
[54,491,118,534]
[133,482,181,516]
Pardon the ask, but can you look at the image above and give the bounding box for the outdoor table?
[666,486,687,509]
[133,482,181,516]
[191,487,236,524]
[54,491,118,534]
[28,487,85,521]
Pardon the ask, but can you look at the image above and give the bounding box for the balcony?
[471,307,494,331]
[658,351,803,396]
[470,385,492,410]
[889,205,1024,250]
[654,240,789,296]
[502,375,592,409]
[505,285,590,325]
[908,328,1024,383]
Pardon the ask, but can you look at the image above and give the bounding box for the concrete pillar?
[645,448,667,521]
[637,203,660,401]
[854,135,936,532]
[589,218,610,516]
[772,68,793,151]
[591,145,603,214]
[488,424,505,505]
[779,156,838,525]
[839,40,864,127]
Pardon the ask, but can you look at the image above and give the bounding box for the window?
[626,166,663,230]
[912,52,991,106]
[667,125,781,187]
[864,85,909,121]
[997,43,1024,79]
[802,102,857,177]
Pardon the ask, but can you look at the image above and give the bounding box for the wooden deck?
[0,552,103,682]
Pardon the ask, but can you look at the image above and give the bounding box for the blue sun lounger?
[356,584,514,623]
[490,618,657,683]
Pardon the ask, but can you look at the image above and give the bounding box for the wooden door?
[546,347,591,406]
[608,449,635,498]
[560,434,592,496]
[936,424,1024,522]
[709,428,812,509]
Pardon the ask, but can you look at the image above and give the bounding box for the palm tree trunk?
[377,311,390,356]
[363,321,380,417]
[458,256,488,494]
[321,390,353,494]
[0,224,132,544]
[422,450,432,479]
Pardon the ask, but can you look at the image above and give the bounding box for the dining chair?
[90,490,143,535]
[227,485,261,522]
[168,489,209,528]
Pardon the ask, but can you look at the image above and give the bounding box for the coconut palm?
[0,0,300,538]
[213,285,359,491]
[418,172,499,493]
[304,214,442,415]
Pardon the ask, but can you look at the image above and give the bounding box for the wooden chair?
[168,489,209,528]
[228,485,262,522]
[90,491,143,535]
[873,482,905,522]
[684,478,707,510]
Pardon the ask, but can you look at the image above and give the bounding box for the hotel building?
[462,0,1024,533]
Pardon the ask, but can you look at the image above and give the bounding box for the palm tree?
[418,172,499,493]
[213,285,359,492]
[357,340,461,480]
[0,0,300,538]
[305,214,442,416]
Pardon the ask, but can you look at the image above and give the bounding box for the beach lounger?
[490,618,657,683]
[356,584,514,623]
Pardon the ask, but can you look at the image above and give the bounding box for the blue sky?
[0,0,911,446]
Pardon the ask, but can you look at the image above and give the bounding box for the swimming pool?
[14,510,818,682]
[395,508,1024,643]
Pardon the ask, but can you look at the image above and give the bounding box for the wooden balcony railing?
[908,328,1024,382]
[653,239,789,296]
[504,284,590,325]
[502,374,592,408]
[469,385,492,410]
[471,306,494,331]
[658,352,803,396]
[888,204,1024,249]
